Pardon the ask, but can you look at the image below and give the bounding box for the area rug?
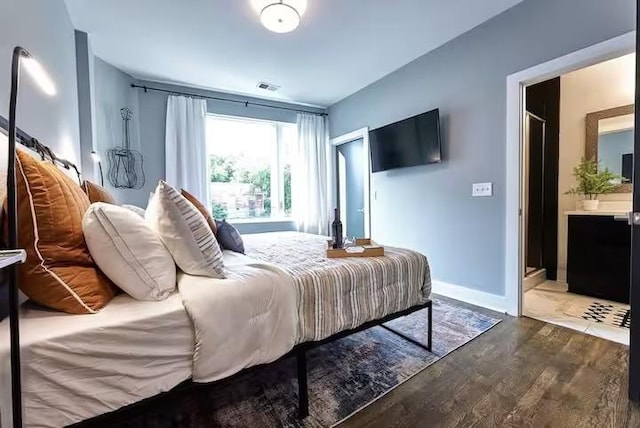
[118,298,501,428]
[564,300,631,329]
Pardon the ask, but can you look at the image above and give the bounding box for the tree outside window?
[206,116,295,220]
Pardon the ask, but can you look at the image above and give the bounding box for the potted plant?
[566,157,623,211]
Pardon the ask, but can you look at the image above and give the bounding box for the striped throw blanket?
[243,232,431,343]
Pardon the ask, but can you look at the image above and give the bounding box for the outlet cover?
[473,182,493,197]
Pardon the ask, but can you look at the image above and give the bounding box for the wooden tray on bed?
[326,238,385,258]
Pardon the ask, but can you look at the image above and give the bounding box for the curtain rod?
[130,84,328,117]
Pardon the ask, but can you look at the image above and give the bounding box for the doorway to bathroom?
[521,54,635,346]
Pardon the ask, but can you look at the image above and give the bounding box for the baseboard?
[431,280,507,314]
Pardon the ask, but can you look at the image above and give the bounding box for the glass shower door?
[524,112,546,275]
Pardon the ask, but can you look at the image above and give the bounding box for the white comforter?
[0,293,193,428]
[0,252,297,427]
[178,251,298,383]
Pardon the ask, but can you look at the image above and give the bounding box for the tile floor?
[524,280,630,345]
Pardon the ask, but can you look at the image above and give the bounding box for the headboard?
[0,115,82,201]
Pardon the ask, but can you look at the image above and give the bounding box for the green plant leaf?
[565,157,624,199]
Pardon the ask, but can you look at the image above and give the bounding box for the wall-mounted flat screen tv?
[369,108,442,173]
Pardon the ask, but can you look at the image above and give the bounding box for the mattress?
[0,292,194,428]
[243,232,431,343]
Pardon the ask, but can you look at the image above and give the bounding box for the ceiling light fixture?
[251,0,307,33]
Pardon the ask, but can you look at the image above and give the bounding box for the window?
[206,115,296,221]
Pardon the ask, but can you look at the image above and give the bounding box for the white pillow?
[83,202,176,300]
[146,181,226,278]
[122,204,146,217]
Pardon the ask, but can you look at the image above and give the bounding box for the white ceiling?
[64,0,523,107]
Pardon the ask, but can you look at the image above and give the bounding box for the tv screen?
[369,108,442,173]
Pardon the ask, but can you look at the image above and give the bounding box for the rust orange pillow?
[181,189,217,236]
[16,149,118,314]
[82,180,115,204]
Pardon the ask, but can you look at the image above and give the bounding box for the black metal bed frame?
[73,300,433,426]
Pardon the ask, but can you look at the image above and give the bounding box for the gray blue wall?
[135,81,325,232]
[1,0,80,165]
[328,0,635,297]
[92,57,146,205]
[74,32,149,207]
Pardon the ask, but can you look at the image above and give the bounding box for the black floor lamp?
[6,46,56,428]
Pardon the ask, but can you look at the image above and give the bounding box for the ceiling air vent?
[257,82,280,92]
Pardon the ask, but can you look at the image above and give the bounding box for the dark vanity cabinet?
[567,214,630,303]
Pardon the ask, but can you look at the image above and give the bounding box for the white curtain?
[293,113,330,235]
[165,95,208,202]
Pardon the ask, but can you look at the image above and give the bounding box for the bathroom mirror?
[586,104,634,193]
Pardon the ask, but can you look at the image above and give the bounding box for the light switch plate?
[473,182,493,197]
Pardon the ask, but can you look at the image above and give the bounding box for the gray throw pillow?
[215,220,245,254]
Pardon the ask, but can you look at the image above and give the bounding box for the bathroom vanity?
[564,104,634,304]
[566,211,630,303]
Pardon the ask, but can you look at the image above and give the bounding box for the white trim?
[338,151,348,226]
[206,112,295,126]
[329,127,371,237]
[431,281,506,314]
[505,31,636,316]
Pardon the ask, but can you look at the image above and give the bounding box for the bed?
[0,232,432,427]
[0,231,431,427]
[0,116,433,427]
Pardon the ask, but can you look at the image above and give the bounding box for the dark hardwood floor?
[339,297,640,428]
[77,297,640,428]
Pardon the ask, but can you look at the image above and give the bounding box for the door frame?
[329,127,371,238]
[504,31,635,316]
